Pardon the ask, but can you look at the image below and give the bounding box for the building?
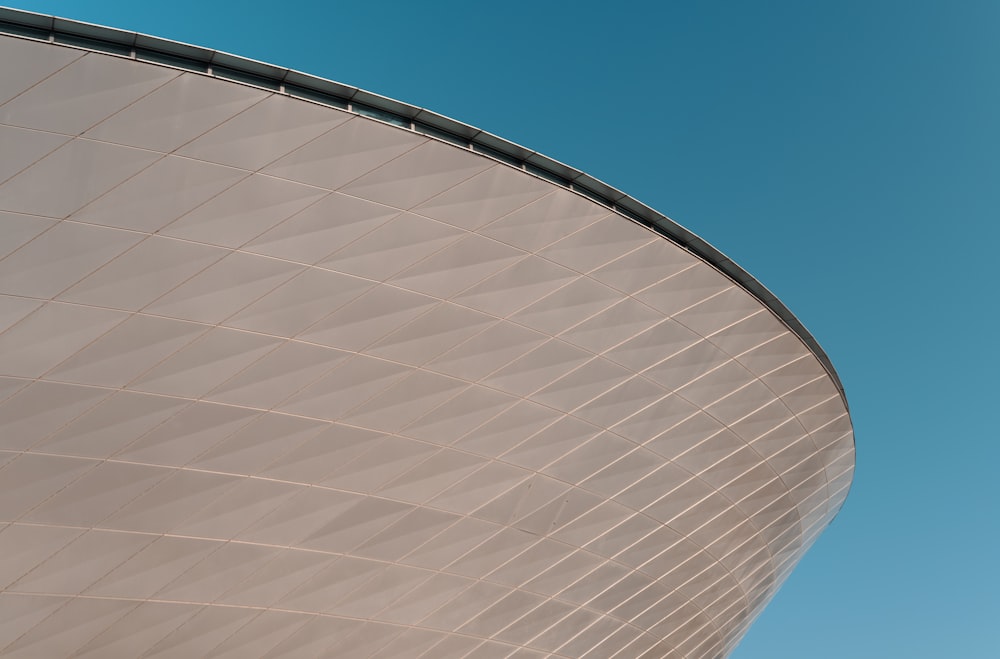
[0,8,854,658]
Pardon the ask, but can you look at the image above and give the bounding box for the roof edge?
[0,5,847,408]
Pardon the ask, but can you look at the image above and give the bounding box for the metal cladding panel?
[0,29,853,659]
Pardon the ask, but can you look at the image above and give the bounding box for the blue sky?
[6,1,999,656]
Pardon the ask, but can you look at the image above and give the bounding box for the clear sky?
[5,1,999,656]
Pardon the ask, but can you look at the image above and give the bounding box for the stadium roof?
[0,6,846,404]
[0,8,854,658]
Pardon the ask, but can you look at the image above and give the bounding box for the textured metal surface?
[0,31,853,659]
[0,5,847,403]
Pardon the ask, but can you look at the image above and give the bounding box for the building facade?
[0,8,854,658]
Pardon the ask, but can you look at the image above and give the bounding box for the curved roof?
[0,6,846,405]
[0,10,854,659]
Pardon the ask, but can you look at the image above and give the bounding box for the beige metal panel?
[261,116,426,189]
[0,53,178,134]
[340,139,494,210]
[244,191,401,264]
[0,36,84,105]
[82,72,268,152]
[176,93,352,169]
[0,138,162,218]
[0,125,72,183]
[158,174,327,248]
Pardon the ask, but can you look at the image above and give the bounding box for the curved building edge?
[0,5,848,412]
[0,14,857,658]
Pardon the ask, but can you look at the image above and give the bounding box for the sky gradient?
[4,1,999,656]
